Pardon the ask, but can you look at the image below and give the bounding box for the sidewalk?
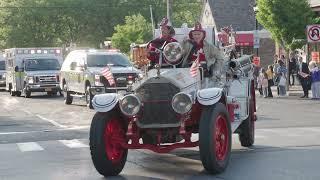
[266,85,313,98]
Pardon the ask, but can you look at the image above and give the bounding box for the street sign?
[311,51,320,63]
[253,30,260,48]
[253,56,260,66]
[307,25,320,43]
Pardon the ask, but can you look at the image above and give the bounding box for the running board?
[70,94,85,98]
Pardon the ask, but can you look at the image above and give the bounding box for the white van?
[0,55,6,88]
[5,48,63,97]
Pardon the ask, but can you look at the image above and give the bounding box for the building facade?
[201,0,275,68]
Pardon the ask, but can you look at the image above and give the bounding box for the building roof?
[309,0,320,8]
[206,0,256,31]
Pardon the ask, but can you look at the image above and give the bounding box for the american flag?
[189,58,199,77]
[102,66,115,86]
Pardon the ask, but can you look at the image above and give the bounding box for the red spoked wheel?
[215,115,229,161]
[90,111,128,177]
[199,102,231,174]
[104,118,126,164]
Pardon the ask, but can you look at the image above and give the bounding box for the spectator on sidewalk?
[273,57,280,96]
[289,53,297,86]
[257,68,265,97]
[309,61,320,99]
[277,60,288,97]
[253,64,261,90]
[273,54,280,73]
[262,71,269,98]
[297,57,311,98]
[266,65,274,97]
[280,54,286,61]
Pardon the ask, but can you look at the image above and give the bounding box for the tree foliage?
[0,0,202,49]
[111,14,152,53]
[256,0,314,50]
[314,17,320,24]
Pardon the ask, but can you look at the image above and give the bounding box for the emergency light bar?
[16,49,62,55]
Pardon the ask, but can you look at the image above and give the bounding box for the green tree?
[0,0,202,48]
[256,0,314,50]
[111,14,152,53]
[314,17,320,24]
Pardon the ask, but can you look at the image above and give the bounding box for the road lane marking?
[17,142,44,152]
[59,139,89,148]
[36,115,67,129]
[255,135,266,139]
[22,109,33,115]
[0,126,90,135]
[308,128,320,133]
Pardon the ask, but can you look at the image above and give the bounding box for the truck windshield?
[25,59,61,71]
[87,54,132,67]
[0,61,5,70]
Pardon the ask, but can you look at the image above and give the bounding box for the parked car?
[60,49,141,109]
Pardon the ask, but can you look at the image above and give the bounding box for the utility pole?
[167,0,172,23]
[149,5,155,33]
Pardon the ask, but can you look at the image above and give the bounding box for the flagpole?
[190,53,200,102]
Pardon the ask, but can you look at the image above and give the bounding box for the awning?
[218,33,254,47]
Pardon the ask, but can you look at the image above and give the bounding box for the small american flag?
[189,58,199,77]
[102,66,115,86]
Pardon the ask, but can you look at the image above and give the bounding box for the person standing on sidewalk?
[309,61,320,99]
[289,53,297,86]
[257,68,264,97]
[297,57,310,98]
[266,65,274,97]
[262,71,269,98]
[253,64,261,90]
[277,60,288,96]
[273,55,280,95]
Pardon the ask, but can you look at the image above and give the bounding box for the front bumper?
[90,86,132,95]
[0,80,6,87]
[28,84,61,92]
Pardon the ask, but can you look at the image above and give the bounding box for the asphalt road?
[0,90,320,180]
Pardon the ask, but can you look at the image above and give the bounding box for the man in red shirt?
[146,17,177,68]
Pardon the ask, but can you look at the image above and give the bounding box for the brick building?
[201,0,275,68]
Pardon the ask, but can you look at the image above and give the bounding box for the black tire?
[90,111,128,177]
[85,86,93,109]
[238,99,255,147]
[24,84,31,98]
[63,84,73,105]
[9,86,16,96]
[199,102,231,174]
[16,91,21,97]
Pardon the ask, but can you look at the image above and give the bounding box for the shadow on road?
[23,94,63,99]
[106,175,166,180]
